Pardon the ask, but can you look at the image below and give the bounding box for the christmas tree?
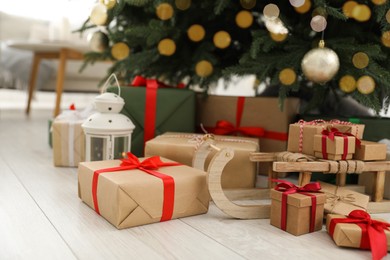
[77,0,390,114]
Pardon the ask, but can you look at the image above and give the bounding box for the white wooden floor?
[1,107,389,260]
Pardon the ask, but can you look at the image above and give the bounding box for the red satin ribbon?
[329,210,390,260]
[272,179,322,232]
[92,152,180,222]
[206,97,288,140]
[321,128,361,160]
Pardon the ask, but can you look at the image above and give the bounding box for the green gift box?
[107,85,196,156]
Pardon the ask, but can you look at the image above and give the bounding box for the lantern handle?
[101,73,121,97]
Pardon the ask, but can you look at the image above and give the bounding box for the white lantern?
[82,75,135,161]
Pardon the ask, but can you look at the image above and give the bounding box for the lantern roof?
[94,92,125,113]
[82,112,135,135]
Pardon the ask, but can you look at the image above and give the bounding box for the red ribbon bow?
[321,127,361,160]
[92,152,180,221]
[273,179,322,232]
[329,210,390,260]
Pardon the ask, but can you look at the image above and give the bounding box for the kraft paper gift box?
[270,184,326,236]
[326,211,390,260]
[107,81,195,157]
[144,132,259,189]
[353,140,387,161]
[78,154,210,229]
[319,182,370,216]
[197,96,300,153]
[287,120,364,156]
[313,133,356,160]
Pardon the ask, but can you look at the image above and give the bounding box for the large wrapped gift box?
[145,132,259,189]
[52,118,85,167]
[313,133,356,160]
[326,211,390,260]
[287,120,364,156]
[107,83,195,157]
[78,155,210,229]
[270,184,326,236]
[320,182,370,216]
[197,96,300,152]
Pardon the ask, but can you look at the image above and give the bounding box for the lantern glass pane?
[113,136,129,159]
[90,136,107,161]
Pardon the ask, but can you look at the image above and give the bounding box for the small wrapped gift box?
[145,132,259,189]
[326,210,390,260]
[319,182,370,216]
[353,140,387,161]
[270,181,326,236]
[313,129,356,160]
[287,120,364,156]
[107,78,195,157]
[78,153,210,229]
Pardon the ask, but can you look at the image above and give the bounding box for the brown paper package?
[319,182,369,216]
[313,135,356,160]
[52,120,85,167]
[287,123,364,156]
[145,132,259,189]
[270,189,326,236]
[353,140,387,161]
[326,214,390,250]
[78,158,210,229]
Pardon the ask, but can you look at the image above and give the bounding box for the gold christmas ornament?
[99,0,116,9]
[213,31,231,49]
[270,32,287,42]
[156,3,174,20]
[382,31,390,47]
[342,1,358,18]
[263,4,280,19]
[88,31,109,52]
[187,24,205,42]
[279,68,296,85]
[301,40,340,84]
[310,15,327,32]
[294,0,311,14]
[339,75,357,93]
[371,0,387,5]
[352,52,369,69]
[235,10,254,29]
[352,4,371,22]
[175,0,191,10]
[386,9,390,23]
[357,75,375,94]
[158,38,176,56]
[195,60,213,77]
[90,3,108,26]
[111,42,130,60]
[240,0,256,9]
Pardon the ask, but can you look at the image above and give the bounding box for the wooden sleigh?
[192,137,390,219]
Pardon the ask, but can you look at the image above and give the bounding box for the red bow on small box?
[273,179,322,232]
[329,210,390,260]
[321,127,361,160]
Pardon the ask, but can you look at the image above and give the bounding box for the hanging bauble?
[213,31,231,49]
[88,31,109,52]
[342,1,358,18]
[263,4,280,19]
[386,9,390,23]
[310,15,327,32]
[301,40,340,84]
[294,0,311,14]
[352,52,369,69]
[352,4,371,22]
[90,3,108,26]
[339,75,357,93]
[187,24,205,42]
[158,38,176,56]
[270,32,287,42]
[111,42,130,60]
[279,68,296,85]
[99,0,116,9]
[240,0,256,9]
[381,31,390,47]
[175,0,191,10]
[156,3,174,20]
[357,75,375,94]
[235,10,253,29]
[371,0,387,5]
[289,0,305,7]
[195,60,213,77]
